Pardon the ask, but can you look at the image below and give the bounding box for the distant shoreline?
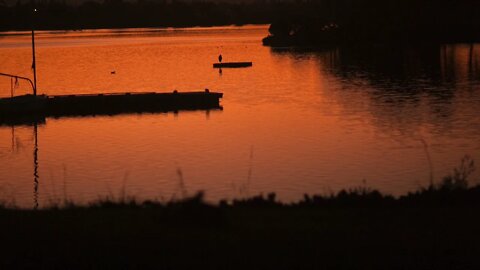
[0,24,268,37]
[0,0,279,31]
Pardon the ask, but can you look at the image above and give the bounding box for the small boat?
[213,62,253,68]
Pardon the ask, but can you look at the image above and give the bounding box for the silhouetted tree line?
[263,0,480,46]
[1,0,479,44]
[0,0,306,30]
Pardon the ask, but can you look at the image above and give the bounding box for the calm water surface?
[1,25,479,208]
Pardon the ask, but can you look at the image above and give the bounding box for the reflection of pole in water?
[440,45,450,81]
[11,126,15,152]
[33,122,39,209]
[468,44,475,80]
[419,137,434,187]
[469,44,474,68]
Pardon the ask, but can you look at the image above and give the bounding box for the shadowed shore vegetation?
[1,156,479,269]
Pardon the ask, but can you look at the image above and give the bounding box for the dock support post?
[31,9,37,96]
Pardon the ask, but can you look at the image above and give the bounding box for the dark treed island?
[262,0,480,46]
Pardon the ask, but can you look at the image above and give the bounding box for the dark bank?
[1,179,480,269]
[1,155,480,269]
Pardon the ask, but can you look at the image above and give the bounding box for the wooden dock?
[213,62,252,68]
[0,90,223,125]
[1,29,224,126]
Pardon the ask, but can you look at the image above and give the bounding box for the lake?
[0,25,479,208]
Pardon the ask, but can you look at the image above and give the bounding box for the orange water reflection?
[1,26,480,208]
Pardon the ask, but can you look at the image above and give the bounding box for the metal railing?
[0,72,36,97]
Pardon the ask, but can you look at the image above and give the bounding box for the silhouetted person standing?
[218,54,222,63]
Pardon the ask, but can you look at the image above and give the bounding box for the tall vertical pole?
[31,9,37,96]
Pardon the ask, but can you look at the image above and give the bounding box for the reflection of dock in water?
[0,90,223,125]
[4,89,222,208]
[3,90,222,208]
[33,123,39,209]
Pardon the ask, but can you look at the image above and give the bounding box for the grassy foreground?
[1,156,479,269]
[1,181,480,269]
